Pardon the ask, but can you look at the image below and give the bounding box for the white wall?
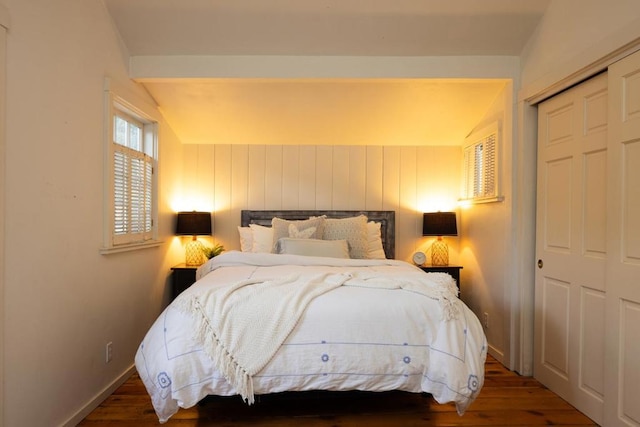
[182,144,462,263]
[459,82,514,365]
[2,1,183,425]
[520,0,640,97]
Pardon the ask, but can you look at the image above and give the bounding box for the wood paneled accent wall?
[182,144,461,261]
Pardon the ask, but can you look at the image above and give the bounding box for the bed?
[135,210,487,423]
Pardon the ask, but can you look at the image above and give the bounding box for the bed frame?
[241,210,396,259]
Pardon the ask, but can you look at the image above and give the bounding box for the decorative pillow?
[367,221,386,259]
[289,224,316,239]
[249,223,274,253]
[271,216,326,251]
[276,238,349,259]
[237,226,253,252]
[323,215,369,259]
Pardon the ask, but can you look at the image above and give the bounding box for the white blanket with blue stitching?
[135,251,487,423]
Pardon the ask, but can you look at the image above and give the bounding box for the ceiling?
[103,0,550,145]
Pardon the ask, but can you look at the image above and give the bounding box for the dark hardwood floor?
[79,356,597,426]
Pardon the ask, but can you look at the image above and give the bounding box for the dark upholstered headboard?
[241,210,396,259]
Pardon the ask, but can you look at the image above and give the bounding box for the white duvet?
[135,251,487,423]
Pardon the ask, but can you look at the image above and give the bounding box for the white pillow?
[367,221,386,259]
[237,226,253,252]
[249,223,274,253]
[276,238,349,259]
[323,215,369,259]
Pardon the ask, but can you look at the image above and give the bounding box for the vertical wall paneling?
[299,146,316,209]
[213,145,232,249]
[416,147,432,238]
[196,145,216,210]
[382,146,401,212]
[349,146,367,210]
[316,146,333,208]
[265,146,283,209]
[365,146,384,210]
[182,145,200,210]
[230,145,249,246]
[398,147,418,261]
[185,143,460,260]
[332,146,350,209]
[248,145,266,209]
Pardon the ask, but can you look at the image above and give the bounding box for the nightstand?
[171,264,198,300]
[419,265,463,295]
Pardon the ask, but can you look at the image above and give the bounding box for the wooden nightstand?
[419,265,463,295]
[171,264,198,300]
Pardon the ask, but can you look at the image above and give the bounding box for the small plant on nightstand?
[202,243,225,259]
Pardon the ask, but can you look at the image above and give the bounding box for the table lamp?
[423,212,457,266]
[176,211,212,266]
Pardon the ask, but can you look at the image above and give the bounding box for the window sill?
[100,240,164,255]
[459,195,505,205]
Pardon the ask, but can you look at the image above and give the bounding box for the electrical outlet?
[483,312,489,329]
[106,342,113,363]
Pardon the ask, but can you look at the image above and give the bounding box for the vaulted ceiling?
[103,0,550,145]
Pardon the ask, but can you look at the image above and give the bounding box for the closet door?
[605,49,640,427]
[535,73,607,424]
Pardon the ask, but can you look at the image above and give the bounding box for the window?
[461,122,503,203]
[102,80,160,253]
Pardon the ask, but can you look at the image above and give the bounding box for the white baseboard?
[60,364,136,427]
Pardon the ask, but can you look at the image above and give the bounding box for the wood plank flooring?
[79,356,597,426]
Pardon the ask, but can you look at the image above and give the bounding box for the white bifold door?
[535,50,640,427]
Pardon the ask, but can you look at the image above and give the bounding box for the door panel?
[580,287,605,399]
[623,142,640,261]
[541,277,570,378]
[545,157,573,251]
[583,150,607,257]
[606,50,640,426]
[535,72,608,425]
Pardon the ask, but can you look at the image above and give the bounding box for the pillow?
[323,215,369,259]
[276,238,349,259]
[289,223,316,239]
[249,223,274,253]
[367,221,386,259]
[237,226,253,252]
[271,216,326,250]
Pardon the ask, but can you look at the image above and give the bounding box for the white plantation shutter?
[112,146,154,244]
[462,124,501,203]
[102,83,159,253]
[482,134,496,198]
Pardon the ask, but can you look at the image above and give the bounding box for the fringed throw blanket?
[176,272,351,404]
[344,271,461,320]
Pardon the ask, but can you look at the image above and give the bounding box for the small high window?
[461,122,503,203]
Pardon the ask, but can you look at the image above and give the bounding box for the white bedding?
[135,251,487,423]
